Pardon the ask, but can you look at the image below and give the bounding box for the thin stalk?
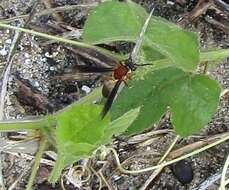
[0,23,228,66]
[140,135,179,190]
[0,118,47,131]
[26,134,48,190]
[108,133,229,174]
[142,48,229,71]
[0,23,123,61]
[220,154,229,190]
[159,135,179,163]
[0,87,101,132]
[200,49,229,63]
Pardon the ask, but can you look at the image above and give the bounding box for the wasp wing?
[100,80,123,118]
[130,5,155,64]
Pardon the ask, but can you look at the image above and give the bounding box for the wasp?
[55,5,155,118]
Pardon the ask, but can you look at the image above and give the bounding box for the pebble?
[24,53,30,58]
[49,66,55,71]
[0,47,7,56]
[171,160,194,185]
[34,81,39,87]
[82,85,91,94]
[5,39,12,44]
[24,59,31,65]
[45,52,52,58]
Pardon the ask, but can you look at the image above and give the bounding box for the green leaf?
[99,107,140,144]
[83,1,146,44]
[83,1,199,71]
[49,104,140,183]
[49,104,109,183]
[145,17,199,71]
[111,67,221,137]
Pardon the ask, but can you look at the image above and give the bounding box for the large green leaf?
[49,104,109,183]
[111,67,221,137]
[49,104,140,183]
[83,1,146,43]
[83,1,199,71]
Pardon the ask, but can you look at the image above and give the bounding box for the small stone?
[34,81,39,87]
[82,85,91,94]
[0,47,7,56]
[25,59,31,65]
[167,0,175,5]
[45,52,52,58]
[49,66,55,71]
[24,53,30,58]
[52,51,58,57]
[5,39,12,44]
[171,160,194,185]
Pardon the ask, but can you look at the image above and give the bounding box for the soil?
[0,0,228,189]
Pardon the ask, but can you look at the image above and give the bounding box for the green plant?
[0,0,228,188]
[82,1,221,137]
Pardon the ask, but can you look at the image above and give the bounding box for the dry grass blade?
[168,132,229,159]
[1,3,98,23]
[6,151,55,166]
[178,0,213,26]
[0,1,42,188]
[127,129,172,144]
[42,0,63,22]
[220,154,229,190]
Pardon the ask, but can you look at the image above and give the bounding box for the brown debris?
[15,78,51,113]
[205,15,229,34]
[178,0,214,27]
[36,166,50,184]
[42,0,63,22]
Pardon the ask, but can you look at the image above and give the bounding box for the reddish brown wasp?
[56,5,155,118]
[100,6,155,118]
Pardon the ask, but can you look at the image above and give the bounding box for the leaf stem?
[0,118,47,131]
[108,133,229,174]
[159,135,179,163]
[0,22,123,61]
[0,23,228,66]
[200,49,229,63]
[0,87,102,132]
[26,133,48,190]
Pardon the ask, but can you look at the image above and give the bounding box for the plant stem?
[140,135,179,190]
[143,48,229,72]
[200,49,229,63]
[0,118,47,131]
[26,133,48,190]
[0,22,123,61]
[108,133,229,174]
[158,135,179,163]
[0,87,101,132]
[220,154,229,190]
[0,23,228,66]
